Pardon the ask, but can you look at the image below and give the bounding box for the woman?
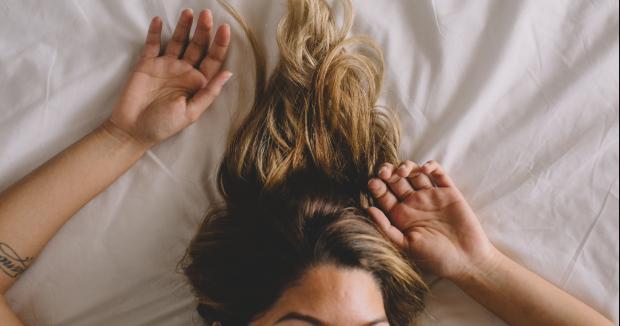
[0,1,614,325]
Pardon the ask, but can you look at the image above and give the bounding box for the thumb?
[186,70,233,121]
[368,207,406,248]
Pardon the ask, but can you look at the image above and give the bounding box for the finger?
[165,9,194,58]
[141,17,163,58]
[407,167,435,191]
[397,160,417,178]
[183,9,213,66]
[379,163,415,201]
[368,178,398,212]
[420,160,455,188]
[186,70,233,122]
[200,24,231,81]
[368,207,405,247]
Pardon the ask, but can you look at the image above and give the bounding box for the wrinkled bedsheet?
[1,0,618,325]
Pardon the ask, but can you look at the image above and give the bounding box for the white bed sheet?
[1,0,618,325]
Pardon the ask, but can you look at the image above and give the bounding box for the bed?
[1,0,618,324]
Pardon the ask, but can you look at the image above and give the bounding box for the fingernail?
[424,161,432,166]
[223,72,233,82]
[368,178,379,189]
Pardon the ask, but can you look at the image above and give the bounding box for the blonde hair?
[217,0,400,205]
[182,0,427,324]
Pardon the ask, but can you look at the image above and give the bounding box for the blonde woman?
[0,1,614,325]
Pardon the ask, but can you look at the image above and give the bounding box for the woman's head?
[183,197,427,325]
[253,264,388,326]
[182,0,427,323]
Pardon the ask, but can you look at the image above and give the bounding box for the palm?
[132,57,205,110]
[114,58,205,141]
[368,161,493,279]
[109,9,232,146]
[399,189,485,278]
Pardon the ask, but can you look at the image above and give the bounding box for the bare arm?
[452,247,613,326]
[368,160,614,326]
[0,9,231,323]
[0,123,147,295]
[0,295,22,326]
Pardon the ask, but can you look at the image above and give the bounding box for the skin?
[251,265,388,326]
[367,160,614,326]
[0,9,614,326]
[0,9,231,325]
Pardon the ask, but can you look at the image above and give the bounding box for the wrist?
[449,246,506,287]
[99,119,152,154]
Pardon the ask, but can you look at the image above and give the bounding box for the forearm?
[0,295,22,326]
[452,248,614,326]
[0,121,148,294]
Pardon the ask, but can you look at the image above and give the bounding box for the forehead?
[252,264,387,326]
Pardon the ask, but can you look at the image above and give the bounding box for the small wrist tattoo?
[0,242,34,278]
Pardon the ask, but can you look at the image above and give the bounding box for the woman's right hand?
[107,9,232,148]
[367,160,498,281]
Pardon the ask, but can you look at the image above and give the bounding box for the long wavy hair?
[181,0,428,324]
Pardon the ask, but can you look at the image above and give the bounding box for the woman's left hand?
[367,160,496,281]
[107,9,232,147]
